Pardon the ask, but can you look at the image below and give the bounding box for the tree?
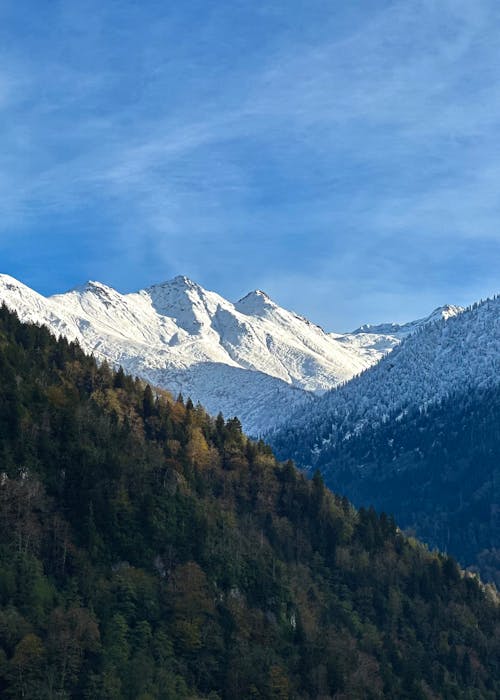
[143,385,155,418]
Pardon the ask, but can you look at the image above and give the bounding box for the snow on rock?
[0,272,458,435]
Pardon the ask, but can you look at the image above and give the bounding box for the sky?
[0,0,499,331]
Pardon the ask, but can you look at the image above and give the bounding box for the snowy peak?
[142,276,228,335]
[426,304,463,323]
[144,275,210,305]
[352,303,464,337]
[146,275,206,300]
[58,280,124,307]
[0,274,64,324]
[69,280,116,294]
[235,289,278,317]
[0,273,29,290]
[332,304,464,367]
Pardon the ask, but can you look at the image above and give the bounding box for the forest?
[0,304,499,699]
[315,386,500,585]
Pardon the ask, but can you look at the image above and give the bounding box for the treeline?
[0,304,499,698]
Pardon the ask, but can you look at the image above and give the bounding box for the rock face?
[0,272,462,434]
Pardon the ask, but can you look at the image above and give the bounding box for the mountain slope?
[0,305,499,699]
[0,273,454,435]
[270,296,500,467]
[270,296,500,581]
[311,384,500,583]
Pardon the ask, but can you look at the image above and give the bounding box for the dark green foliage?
[314,386,500,584]
[0,304,499,698]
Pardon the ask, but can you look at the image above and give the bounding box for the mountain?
[0,305,499,699]
[0,273,454,435]
[270,296,499,466]
[270,296,500,578]
[331,303,463,366]
[349,303,463,338]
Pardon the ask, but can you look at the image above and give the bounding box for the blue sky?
[0,0,499,330]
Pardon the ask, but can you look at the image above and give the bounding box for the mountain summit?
[235,289,278,317]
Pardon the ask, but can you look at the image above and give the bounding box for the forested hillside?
[0,305,499,699]
[310,386,500,585]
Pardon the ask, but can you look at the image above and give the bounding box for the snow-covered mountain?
[350,303,462,338]
[0,272,462,434]
[332,304,463,364]
[269,296,500,466]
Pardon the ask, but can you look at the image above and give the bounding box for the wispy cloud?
[0,0,499,327]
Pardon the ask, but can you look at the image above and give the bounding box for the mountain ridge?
[0,272,462,434]
[350,303,464,337]
[270,295,500,467]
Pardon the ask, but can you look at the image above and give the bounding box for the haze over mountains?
[0,273,461,434]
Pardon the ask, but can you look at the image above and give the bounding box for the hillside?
[0,305,499,698]
[307,384,500,584]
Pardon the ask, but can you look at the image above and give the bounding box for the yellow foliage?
[46,385,69,408]
[11,633,45,667]
[91,388,144,436]
[186,427,210,468]
[269,665,290,699]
